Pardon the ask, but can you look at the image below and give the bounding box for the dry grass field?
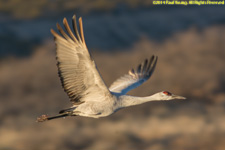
[0,24,225,150]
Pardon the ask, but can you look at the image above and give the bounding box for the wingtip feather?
[79,17,82,22]
[50,28,55,34]
[50,28,60,38]
[63,18,67,24]
[72,15,76,19]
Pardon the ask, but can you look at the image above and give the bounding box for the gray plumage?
[109,56,157,94]
[37,15,185,122]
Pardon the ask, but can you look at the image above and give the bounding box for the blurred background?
[1,0,225,149]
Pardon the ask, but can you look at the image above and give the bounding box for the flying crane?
[37,15,185,122]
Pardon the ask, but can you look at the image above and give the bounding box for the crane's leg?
[37,107,77,122]
[36,113,76,122]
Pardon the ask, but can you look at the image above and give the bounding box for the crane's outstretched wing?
[51,15,111,105]
[109,56,158,94]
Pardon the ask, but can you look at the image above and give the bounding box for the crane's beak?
[172,94,186,100]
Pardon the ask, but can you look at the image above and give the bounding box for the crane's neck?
[120,94,161,108]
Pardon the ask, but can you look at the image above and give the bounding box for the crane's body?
[37,15,185,122]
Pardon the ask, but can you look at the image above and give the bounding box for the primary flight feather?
[37,15,185,122]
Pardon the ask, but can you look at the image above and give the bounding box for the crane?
[37,15,185,122]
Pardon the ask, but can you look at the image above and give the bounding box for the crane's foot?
[36,114,49,122]
[36,113,71,122]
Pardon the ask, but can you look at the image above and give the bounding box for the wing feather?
[51,15,111,104]
[109,56,158,94]
[72,15,82,42]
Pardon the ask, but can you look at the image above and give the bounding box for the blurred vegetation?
[0,0,154,19]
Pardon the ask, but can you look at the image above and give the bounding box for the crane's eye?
[163,91,172,96]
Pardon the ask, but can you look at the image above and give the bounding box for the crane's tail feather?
[59,107,76,114]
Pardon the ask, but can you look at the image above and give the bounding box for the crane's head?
[158,91,186,100]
